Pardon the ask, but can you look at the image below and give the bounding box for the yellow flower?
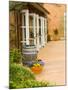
[33,63,40,67]
[37,63,40,66]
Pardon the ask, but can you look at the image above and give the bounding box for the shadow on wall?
[47,28,60,42]
[53,28,59,41]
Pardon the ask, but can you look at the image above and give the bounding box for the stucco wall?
[43,4,66,40]
[9,11,17,49]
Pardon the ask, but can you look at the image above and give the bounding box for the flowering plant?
[31,63,43,74]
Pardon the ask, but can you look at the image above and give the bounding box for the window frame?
[21,9,29,45]
[21,9,47,51]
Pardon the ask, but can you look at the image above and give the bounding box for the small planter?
[23,59,45,74]
[31,63,43,74]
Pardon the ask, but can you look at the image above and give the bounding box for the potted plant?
[31,60,45,74]
[31,63,43,74]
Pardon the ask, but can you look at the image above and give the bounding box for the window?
[39,17,41,46]
[29,14,34,45]
[21,9,47,50]
[22,12,26,44]
[21,10,29,45]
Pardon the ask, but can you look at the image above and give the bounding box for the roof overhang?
[31,3,50,14]
[9,1,50,16]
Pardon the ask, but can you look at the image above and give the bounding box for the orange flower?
[31,66,43,74]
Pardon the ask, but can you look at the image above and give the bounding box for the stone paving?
[36,40,65,86]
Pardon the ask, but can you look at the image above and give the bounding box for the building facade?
[9,1,49,52]
[9,1,66,53]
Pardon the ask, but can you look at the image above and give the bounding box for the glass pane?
[29,39,34,45]
[29,15,34,45]
[22,28,26,45]
[29,28,34,38]
[35,27,37,44]
[29,15,33,26]
[22,13,26,26]
[39,18,41,27]
[39,18,41,45]
[29,15,34,38]
[24,28,26,40]
[35,15,37,27]
[39,36,41,45]
[39,28,41,36]
[39,18,41,36]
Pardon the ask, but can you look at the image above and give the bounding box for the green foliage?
[10,48,23,63]
[10,63,35,82]
[9,48,55,89]
[9,79,51,89]
[9,63,35,88]
[9,63,54,89]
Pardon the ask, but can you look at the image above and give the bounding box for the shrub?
[9,63,35,88]
[10,79,50,89]
[9,78,54,89]
[10,63,35,82]
[10,48,23,63]
[9,63,54,89]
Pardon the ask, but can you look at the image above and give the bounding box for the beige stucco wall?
[43,4,66,40]
[9,11,16,49]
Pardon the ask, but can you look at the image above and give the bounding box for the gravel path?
[36,40,65,86]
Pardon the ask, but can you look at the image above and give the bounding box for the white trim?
[22,13,25,45]
[21,10,28,13]
[40,17,43,47]
[21,9,47,49]
[26,10,29,45]
[36,14,39,51]
[29,13,36,45]
[41,17,45,46]
[21,10,29,45]
[21,26,36,28]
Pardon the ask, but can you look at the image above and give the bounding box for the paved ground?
[36,40,65,86]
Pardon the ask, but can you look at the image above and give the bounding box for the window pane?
[22,13,26,26]
[35,27,37,44]
[29,15,33,26]
[39,18,41,45]
[39,18,41,27]
[39,18,41,36]
[29,28,34,38]
[29,15,34,45]
[29,39,34,45]
[22,28,26,45]
[35,15,37,27]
